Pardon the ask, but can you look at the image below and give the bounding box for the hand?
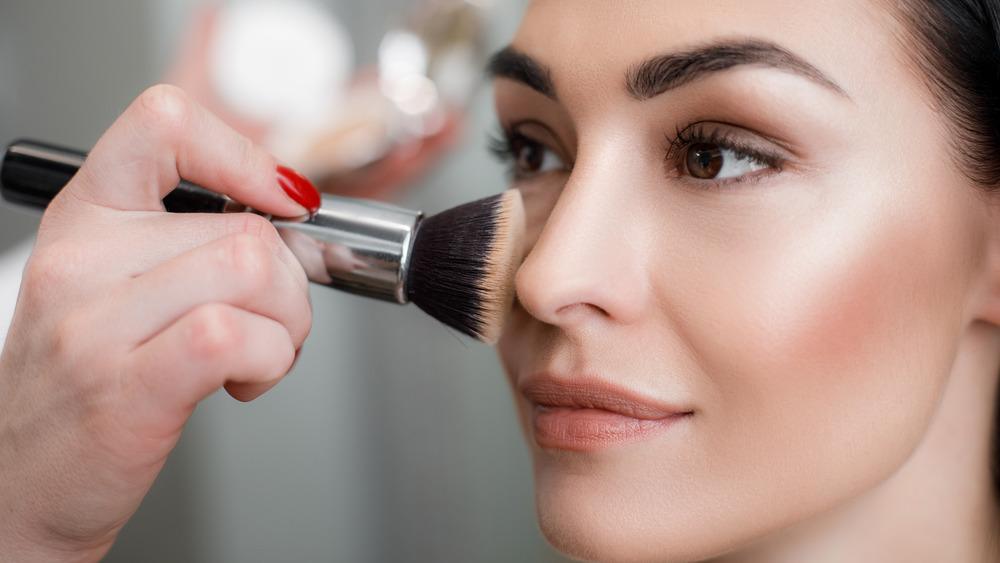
[0,85,313,561]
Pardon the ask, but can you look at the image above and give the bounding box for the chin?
[531,464,736,563]
[536,506,714,563]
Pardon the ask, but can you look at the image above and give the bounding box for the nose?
[514,160,649,329]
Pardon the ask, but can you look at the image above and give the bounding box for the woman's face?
[494,0,996,561]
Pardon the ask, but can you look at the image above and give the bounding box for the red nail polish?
[276,165,321,215]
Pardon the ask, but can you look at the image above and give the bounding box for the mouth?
[519,376,692,452]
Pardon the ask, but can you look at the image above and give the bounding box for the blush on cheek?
[683,190,979,520]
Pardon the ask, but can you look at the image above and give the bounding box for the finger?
[65,84,311,216]
[224,377,282,403]
[223,342,304,401]
[97,210,304,280]
[114,229,311,348]
[127,303,296,413]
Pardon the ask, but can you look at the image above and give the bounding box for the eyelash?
[487,126,518,166]
[487,122,785,185]
[665,124,784,185]
[487,126,540,181]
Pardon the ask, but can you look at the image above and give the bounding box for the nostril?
[555,302,610,319]
[515,252,611,326]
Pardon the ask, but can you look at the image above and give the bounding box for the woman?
[3,1,999,561]
[489,0,1000,561]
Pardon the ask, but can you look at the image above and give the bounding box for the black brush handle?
[0,139,235,213]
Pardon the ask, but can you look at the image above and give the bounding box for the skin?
[494,1,1000,561]
[0,85,314,560]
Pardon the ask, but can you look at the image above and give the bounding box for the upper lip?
[519,374,690,420]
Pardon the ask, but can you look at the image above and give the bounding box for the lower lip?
[531,406,687,452]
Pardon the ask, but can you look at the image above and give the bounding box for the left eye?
[683,142,769,180]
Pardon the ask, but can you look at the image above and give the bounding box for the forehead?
[511,0,904,104]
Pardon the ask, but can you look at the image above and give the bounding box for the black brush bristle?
[406,190,524,343]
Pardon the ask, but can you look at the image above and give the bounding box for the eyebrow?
[487,46,557,100]
[487,40,847,102]
[625,40,847,100]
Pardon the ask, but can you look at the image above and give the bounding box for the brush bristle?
[406,190,525,343]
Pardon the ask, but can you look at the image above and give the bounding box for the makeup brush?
[0,139,524,344]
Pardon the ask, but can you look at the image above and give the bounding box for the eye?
[683,142,769,180]
[511,136,565,177]
[488,126,568,181]
[668,124,783,185]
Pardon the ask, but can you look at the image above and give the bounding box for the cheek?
[497,304,530,386]
[675,178,983,504]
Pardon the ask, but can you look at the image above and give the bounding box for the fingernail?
[276,165,321,215]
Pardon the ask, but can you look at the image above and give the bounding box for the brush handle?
[0,140,251,213]
[0,139,423,305]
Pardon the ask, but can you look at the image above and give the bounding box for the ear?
[968,192,1000,327]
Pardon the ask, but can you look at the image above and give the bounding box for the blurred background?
[0,0,569,561]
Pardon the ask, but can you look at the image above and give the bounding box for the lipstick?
[520,377,691,452]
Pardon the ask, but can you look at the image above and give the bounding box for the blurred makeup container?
[207,0,490,189]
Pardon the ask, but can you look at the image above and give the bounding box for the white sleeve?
[0,239,33,347]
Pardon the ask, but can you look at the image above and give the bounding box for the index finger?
[66,84,314,216]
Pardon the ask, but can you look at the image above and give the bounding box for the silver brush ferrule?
[272,194,422,304]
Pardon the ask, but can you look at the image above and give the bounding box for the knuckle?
[134,84,193,138]
[21,243,84,301]
[233,212,277,241]
[220,233,275,291]
[186,304,243,360]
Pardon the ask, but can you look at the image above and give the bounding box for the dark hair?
[893,0,1000,188]
[893,0,1000,495]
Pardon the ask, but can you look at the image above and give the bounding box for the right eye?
[511,135,565,178]
[489,128,568,181]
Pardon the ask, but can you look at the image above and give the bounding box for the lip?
[519,375,692,452]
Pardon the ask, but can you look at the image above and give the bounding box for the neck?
[715,321,1000,563]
